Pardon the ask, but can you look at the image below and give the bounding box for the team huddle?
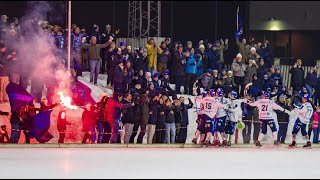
[191,88,314,148]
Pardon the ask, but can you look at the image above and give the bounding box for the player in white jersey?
[246,91,290,147]
[289,94,314,148]
[192,91,208,144]
[225,91,246,147]
[214,88,230,146]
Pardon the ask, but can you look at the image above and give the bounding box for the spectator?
[195,54,204,78]
[55,28,65,66]
[173,99,182,143]
[157,41,170,75]
[57,106,72,143]
[10,108,21,143]
[106,42,116,86]
[95,101,105,143]
[224,71,237,95]
[275,95,290,144]
[197,44,208,72]
[133,48,149,74]
[196,68,214,95]
[184,41,193,52]
[256,58,268,82]
[236,37,251,63]
[1,15,9,39]
[271,66,283,86]
[206,45,219,71]
[119,42,127,56]
[231,53,246,97]
[81,103,97,143]
[173,45,189,94]
[0,42,9,103]
[152,72,161,90]
[244,59,257,86]
[81,35,113,85]
[122,93,135,144]
[147,94,159,144]
[314,76,320,107]
[214,39,228,71]
[90,24,102,44]
[123,60,134,93]
[178,97,193,143]
[160,70,175,96]
[137,92,149,143]
[124,46,135,63]
[247,47,260,62]
[289,59,305,93]
[145,38,162,74]
[71,26,83,75]
[305,66,317,98]
[101,24,119,43]
[156,97,166,143]
[184,48,197,95]
[311,107,320,144]
[105,92,133,143]
[164,99,175,144]
[113,61,125,94]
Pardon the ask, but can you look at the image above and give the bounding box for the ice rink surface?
[1,147,320,179]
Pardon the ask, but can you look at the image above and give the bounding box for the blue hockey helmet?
[216,88,224,97]
[208,89,215,97]
[201,91,208,97]
[261,91,270,98]
[230,91,238,99]
[302,93,309,99]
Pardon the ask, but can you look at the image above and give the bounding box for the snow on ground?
[0,147,319,179]
[0,72,309,144]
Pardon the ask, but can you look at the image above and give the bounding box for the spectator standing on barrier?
[71,26,83,74]
[81,35,113,85]
[231,53,246,97]
[173,45,189,94]
[184,48,197,95]
[289,59,305,93]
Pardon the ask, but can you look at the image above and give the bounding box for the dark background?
[0,1,318,66]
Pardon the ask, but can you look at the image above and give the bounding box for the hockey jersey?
[216,97,230,118]
[195,96,226,118]
[227,99,246,122]
[293,102,313,124]
[248,99,285,120]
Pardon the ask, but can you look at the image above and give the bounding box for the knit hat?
[207,68,213,74]
[154,72,160,78]
[164,70,170,76]
[199,44,205,49]
[250,47,256,52]
[119,42,125,47]
[145,72,151,77]
[236,53,242,58]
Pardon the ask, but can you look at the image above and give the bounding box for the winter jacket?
[275,102,289,123]
[256,65,268,82]
[196,60,204,77]
[231,61,246,77]
[173,105,182,124]
[216,43,228,64]
[244,64,257,85]
[122,99,135,124]
[124,67,134,85]
[133,54,149,74]
[305,72,317,87]
[181,99,193,127]
[199,73,214,89]
[82,109,96,132]
[165,106,175,123]
[113,66,124,84]
[157,47,170,64]
[160,77,174,92]
[236,37,251,62]
[140,95,150,125]
[185,54,197,75]
[105,98,132,122]
[270,73,283,85]
[312,112,319,129]
[81,41,111,60]
[10,112,21,125]
[148,99,159,125]
[289,66,305,88]
[173,51,187,76]
[206,50,219,70]
[145,43,162,70]
[157,104,166,125]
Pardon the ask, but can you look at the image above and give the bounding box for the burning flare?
[57,91,78,110]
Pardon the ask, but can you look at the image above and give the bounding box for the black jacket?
[173,51,187,76]
[165,106,175,123]
[289,66,305,88]
[122,99,135,124]
[148,99,159,125]
[113,66,124,84]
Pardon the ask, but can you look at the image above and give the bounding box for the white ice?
[0,147,320,179]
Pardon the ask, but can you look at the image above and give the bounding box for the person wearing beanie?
[160,70,176,97]
[196,68,214,95]
[248,46,260,62]
[153,72,161,90]
[133,47,149,74]
[214,38,228,71]
[123,60,134,93]
[184,48,198,95]
[231,53,247,97]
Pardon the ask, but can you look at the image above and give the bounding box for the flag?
[31,110,53,143]
[235,6,244,38]
[6,82,34,113]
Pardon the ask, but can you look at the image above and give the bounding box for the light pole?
[67,1,71,72]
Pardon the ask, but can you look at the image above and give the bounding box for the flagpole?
[67,1,71,72]
[236,6,239,31]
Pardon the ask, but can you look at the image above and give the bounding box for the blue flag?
[235,15,243,38]
[32,110,53,143]
[6,82,34,113]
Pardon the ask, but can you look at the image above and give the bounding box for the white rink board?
[0,148,319,179]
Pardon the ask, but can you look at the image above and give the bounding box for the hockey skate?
[203,140,210,147]
[226,141,231,147]
[288,141,296,148]
[191,138,197,144]
[303,141,312,149]
[274,140,279,146]
[255,141,262,147]
[219,140,227,147]
[213,140,221,148]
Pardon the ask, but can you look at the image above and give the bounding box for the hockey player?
[289,94,314,148]
[193,89,227,146]
[225,91,246,147]
[192,91,208,144]
[214,88,230,146]
[247,91,290,147]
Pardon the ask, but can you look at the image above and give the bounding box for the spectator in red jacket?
[105,92,134,143]
[82,103,98,143]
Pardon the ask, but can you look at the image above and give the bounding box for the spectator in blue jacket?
[184,48,197,95]
[152,72,161,90]
[206,46,219,70]
[195,54,204,78]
